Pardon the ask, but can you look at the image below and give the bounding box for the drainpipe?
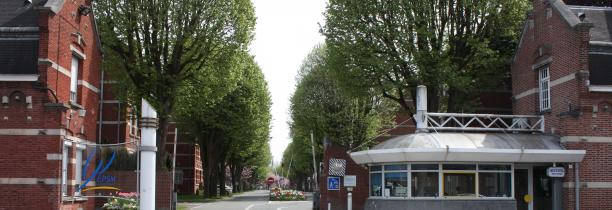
[415,85,428,133]
[97,70,104,144]
[575,163,580,210]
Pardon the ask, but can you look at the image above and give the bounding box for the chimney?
[415,85,428,133]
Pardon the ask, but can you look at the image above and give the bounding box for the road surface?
[181,190,312,210]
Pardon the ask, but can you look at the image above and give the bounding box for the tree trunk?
[156,99,173,170]
[218,162,226,196]
[202,130,220,198]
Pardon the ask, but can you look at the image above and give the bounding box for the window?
[370,171,382,196]
[370,163,513,199]
[478,164,512,198]
[70,56,79,103]
[411,164,439,197]
[74,144,85,196]
[384,165,408,197]
[61,141,72,196]
[539,66,550,111]
[411,172,438,197]
[443,173,476,196]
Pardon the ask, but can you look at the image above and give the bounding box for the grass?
[177,194,228,203]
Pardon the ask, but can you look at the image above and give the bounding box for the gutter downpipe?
[97,69,104,144]
[415,85,428,133]
[575,163,580,210]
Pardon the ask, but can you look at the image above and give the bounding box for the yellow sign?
[524,194,533,203]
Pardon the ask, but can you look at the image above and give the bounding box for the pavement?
[180,190,313,210]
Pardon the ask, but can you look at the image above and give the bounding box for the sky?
[250,0,327,163]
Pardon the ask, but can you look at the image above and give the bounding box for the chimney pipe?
[415,85,428,132]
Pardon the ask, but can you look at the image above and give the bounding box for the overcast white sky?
[250,0,327,163]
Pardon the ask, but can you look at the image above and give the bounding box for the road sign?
[266,177,275,185]
[547,167,565,177]
[344,175,356,187]
[327,177,340,190]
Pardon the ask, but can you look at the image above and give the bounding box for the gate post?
[140,99,158,210]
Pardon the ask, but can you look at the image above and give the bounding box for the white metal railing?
[423,112,544,133]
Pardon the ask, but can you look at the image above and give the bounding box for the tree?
[95,0,256,165]
[174,52,272,198]
[322,0,528,114]
[283,45,395,189]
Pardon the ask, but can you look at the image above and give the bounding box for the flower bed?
[102,192,139,210]
[269,188,306,201]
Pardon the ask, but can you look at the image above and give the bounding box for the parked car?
[215,185,233,195]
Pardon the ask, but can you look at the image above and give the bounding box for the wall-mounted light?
[78,5,92,16]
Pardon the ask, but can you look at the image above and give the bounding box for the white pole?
[172,128,178,209]
[140,99,157,210]
[310,130,318,190]
[415,85,428,132]
[347,191,352,210]
[328,202,331,210]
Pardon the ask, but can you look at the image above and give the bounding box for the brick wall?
[0,0,102,209]
[319,143,369,210]
[511,1,612,210]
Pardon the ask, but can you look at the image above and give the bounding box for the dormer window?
[539,66,551,111]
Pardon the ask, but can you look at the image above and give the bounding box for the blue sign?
[327,177,340,190]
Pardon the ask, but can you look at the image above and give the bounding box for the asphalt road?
[181,190,312,210]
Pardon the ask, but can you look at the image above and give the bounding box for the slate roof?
[0,0,40,27]
[568,6,612,85]
[570,6,612,42]
[0,1,43,76]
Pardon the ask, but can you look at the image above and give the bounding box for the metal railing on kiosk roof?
[423,112,544,133]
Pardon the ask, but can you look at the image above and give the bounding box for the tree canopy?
[96,0,256,162]
[282,45,395,189]
[322,0,529,114]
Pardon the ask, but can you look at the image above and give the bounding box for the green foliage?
[95,0,257,160]
[100,147,137,171]
[283,45,395,181]
[322,0,529,113]
[173,51,272,196]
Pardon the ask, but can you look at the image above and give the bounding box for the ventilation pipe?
[415,85,428,132]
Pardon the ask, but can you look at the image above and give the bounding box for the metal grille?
[425,113,544,132]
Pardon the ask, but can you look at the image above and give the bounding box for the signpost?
[547,167,565,177]
[267,177,275,187]
[344,175,356,187]
[344,175,356,210]
[327,177,340,190]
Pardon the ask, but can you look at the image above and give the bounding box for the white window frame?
[369,163,514,200]
[61,141,72,197]
[70,56,79,103]
[369,165,383,197]
[74,144,86,196]
[410,163,439,198]
[539,66,551,111]
[382,164,409,198]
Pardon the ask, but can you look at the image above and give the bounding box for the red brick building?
[164,123,203,195]
[100,80,204,195]
[512,0,612,209]
[0,0,102,209]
